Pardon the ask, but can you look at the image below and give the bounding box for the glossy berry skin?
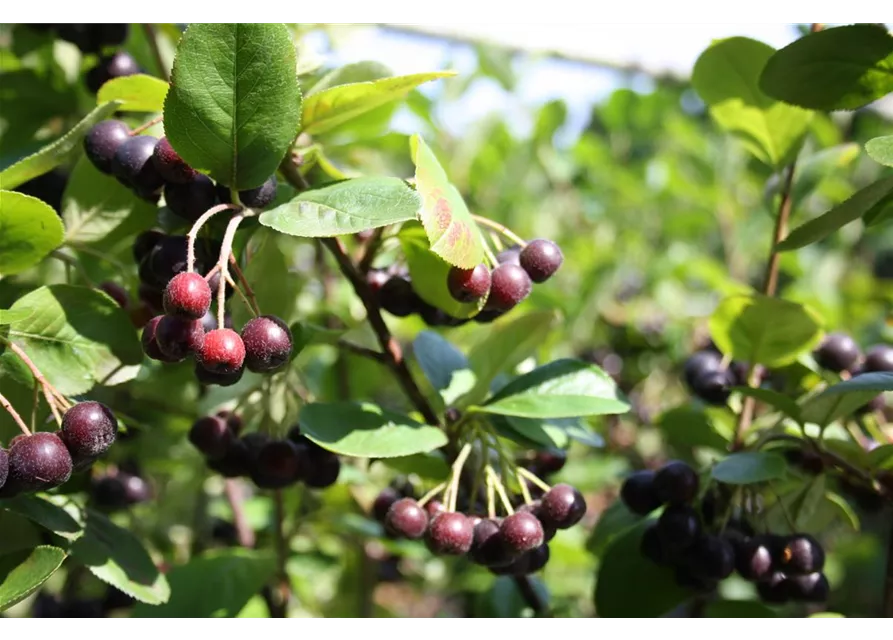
[379,276,421,317]
[86,52,140,93]
[239,176,277,209]
[207,439,250,478]
[496,246,521,265]
[241,315,293,373]
[195,361,245,387]
[0,448,8,490]
[531,449,567,476]
[122,473,152,504]
[620,469,663,516]
[384,498,428,539]
[163,272,212,319]
[653,460,699,505]
[499,511,544,554]
[813,333,861,373]
[133,228,165,266]
[519,239,563,283]
[863,345,893,373]
[84,120,130,174]
[155,316,205,362]
[7,433,73,493]
[373,488,400,523]
[199,329,245,374]
[689,369,734,406]
[98,281,129,309]
[164,174,218,222]
[539,483,587,529]
[470,518,510,566]
[757,571,791,604]
[60,401,117,460]
[447,264,491,303]
[142,316,176,362]
[487,263,532,311]
[426,512,474,555]
[657,504,701,553]
[112,135,164,193]
[683,350,723,388]
[640,523,670,566]
[779,534,825,575]
[188,416,233,460]
[788,572,830,603]
[735,536,776,581]
[250,440,304,489]
[151,137,198,184]
[305,454,341,489]
[687,535,735,580]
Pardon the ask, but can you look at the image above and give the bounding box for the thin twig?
[187,204,241,273]
[357,226,386,274]
[129,114,164,136]
[4,341,64,425]
[142,24,169,82]
[229,254,261,316]
[337,340,388,364]
[223,479,256,548]
[0,391,32,435]
[471,214,527,248]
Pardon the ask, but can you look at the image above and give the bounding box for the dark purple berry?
[674,565,717,593]
[518,543,550,574]
[142,316,175,362]
[656,504,700,553]
[373,488,400,523]
[532,449,567,476]
[305,454,340,489]
[85,52,140,93]
[683,350,723,388]
[640,523,670,565]
[164,174,218,222]
[519,239,563,283]
[687,534,735,580]
[813,333,861,372]
[216,410,244,435]
[250,440,304,489]
[238,176,277,209]
[863,344,893,372]
[621,474,659,515]
[111,135,164,193]
[735,535,777,581]
[470,518,512,566]
[240,315,293,373]
[757,571,791,604]
[198,329,245,374]
[653,460,699,504]
[90,475,129,511]
[121,473,152,504]
[426,511,474,555]
[539,483,587,529]
[447,264,491,303]
[98,281,129,309]
[188,416,233,460]
[379,276,421,317]
[499,511,544,553]
[84,120,130,174]
[6,432,73,493]
[155,315,205,362]
[496,246,521,265]
[151,137,198,184]
[778,534,825,575]
[788,572,830,603]
[0,447,9,491]
[384,498,428,539]
[194,361,245,387]
[207,439,250,477]
[689,369,734,405]
[487,263,532,311]
[60,401,117,460]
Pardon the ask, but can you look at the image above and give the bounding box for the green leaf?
[705,600,777,618]
[2,284,142,395]
[305,61,392,97]
[410,134,484,268]
[0,495,83,541]
[691,37,811,168]
[298,401,448,458]
[594,521,693,617]
[399,222,485,319]
[795,474,826,530]
[0,309,31,325]
[656,406,730,451]
[494,415,576,449]
[759,24,893,111]
[0,191,64,275]
[711,451,786,485]
[62,156,156,244]
[258,177,420,238]
[163,23,302,189]
[131,549,275,617]
[869,444,893,470]
[825,492,860,531]
[97,74,169,112]
[378,452,450,481]
[231,228,301,328]
[866,135,893,168]
[478,358,630,419]
[709,293,824,367]
[799,372,893,426]
[0,546,67,612]
[412,330,470,394]
[0,100,122,190]
[732,386,802,422]
[70,508,169,605]
[585,500,643,558]
[778,175,893,251]
[301,71,454,135]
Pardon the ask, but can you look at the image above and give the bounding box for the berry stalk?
[128,114,163,137]
[215,212,247,329]
[0,391,32,436]
[185,203,241,273]
[471,214,528,248]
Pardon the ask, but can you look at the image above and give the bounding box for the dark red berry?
[164,174,218,222]
[0,447,8,491]
[207,439,250,478]
[778,534,825,575]
[98,281,129,309]
[532,449,567,476]
[424,500,445,518]
[151,137,198,184]
[384,498,428,539]
[239,176,277,209]
[305,454,340,489]
[84,120,130,174]
[188,416,233,460]
[519,239,563,283]
[863,344,893,372]
[447,264,491,303]
[539,483,587,529]
[787,572,830,603]
[813,333,861,373]
[653,460,699,504]
[163,272,212,320]
[657,504,701,553]
[155,315,205,362]
[216,410,244,435]
[240,315,293,373]
[111,135,164,193]
[194,361,245,387]
[60,401,117,460]
[499,511,544,554]
[757,571,791,604]
[379,276,421,317]
[496,245,521,265]
[198,329,245,374]
[426,511,474,555]
[487,263,531,311]
[6,432,73,493]
[470,518,512,567]
[250,440,304,489]
[373,487,400,523]
[735,535,776,581]
[142,316,176,362]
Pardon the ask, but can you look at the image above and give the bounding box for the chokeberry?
[98,281,129,309]
[305,453,341,489]
[424,499,446,518]
[239,176,277,209]
[111,135,164,193]
[373,487,400,523]
[198,329,246,374]
[863,344,893,373]
[90,475,129,511]
[640,523,670,566]
[620,469,663,516]
[496,245,521,265]
[142,316,174,362]
[519,239,563,283]
[519,543,550,574]
[13,169,68,214]
[683,350,723,388]
[689,369,734,405]
[188,415,233,460]
[85,51,140,93]
[487,263,532,311]
[151,137,198,184]
[778,534,825,575]
[426,512,474,555]
[147,235,190,286]
[499,511,545,554]
[470,518,511,567]
[539,483,587,529]
[155,315,205,361]
[757,571,791,604]
[6,432,73,493]
[687,534,735,581]
[384,498,428,539]
[164,174,218,221]
[216,410,244,435]
[813,333,861,373]
[379,276,421,317]
[656,504,700,553]
[447,264,491,303]
[0,447,8,490]
[60,401,118,460]
[163,272,212,319]
[787,572,830,603]
[250,440,305,489]
[84,120,130,174]
[531,449,567,476]
[195,361,245,387]
[207,439,250,478]
[121,473,152,504]
[653,460,699,505]
[241,315,293,373]
[735,535,777,581]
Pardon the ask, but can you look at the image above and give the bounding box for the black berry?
[787,572,830,603]
[250,440,304,489]
[373,488,400,523]
[85,52,140,93]
[207,439,250,477]
[426,512,474,555]
[683,350,723,388]
[487,263,532,311]
[863,344,893,372]
[163,272,212,319]
[164,174,218,222]
[142,316,176,362]
[188,416,233,459]
[151,137,198,184]
[155,315,205,362]
[90,475,129,511]
[689,369,734,405]
[778,534,825,575]
[195,361,245,387]
[519,239,563,283]
[656,504,700,553]
[813,333,861,373]
[538,483,586,529]
[305,453,341,489]
[447,264,491,303]
[470,518,511,567]
[653,460,699,504]
[686,534,735,580]
[112,135,164,193]
[239,176,277,209]
[379,276,421,317]
[640,523,670,565]
[84,120,130,174]
[98,281,129,309]
[240,315,293,373]
[735,535,777,581]
[6,432,73,493]
[60,401,118,460]
[384,498,428,539]
[757,571,791,604]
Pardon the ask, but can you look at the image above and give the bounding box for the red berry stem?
[0,391,32,436]
[185,203,242,273]
[3,340,68,424]
[127,114,163,137]
[471,214,528,249]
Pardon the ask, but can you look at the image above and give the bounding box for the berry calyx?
[6,433,73,493]
[60,401,118,460]
[163,272,212,319]
[447,264,491,303]
[384,498,428,539]
[151,137,198,184]
[188,415,233,460]
[499,511,545,554]
[84,120,130,174]
[155,315,205,362]
[426,512,474,555]
[813,332,861,373]
[519,239,563,283]
[487,263,532,311]
[240,315,293,373]
[539,483,587,529]
[198,329,246,374]
[653,460,699,504]
[239,176,277,209]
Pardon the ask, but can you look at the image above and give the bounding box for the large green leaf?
[301,71,454,135]
[298,401,448,458]
[759,24,893,111]
[711,451,786,485]
[0,546,67,612]
[412,330,470,394]
[477,359,630,419]
[399,222,485,318]
[410,134,484,268]
[305,61,392,97]
[97,74,169,112]
[0,191,63,275]
[0,495,83,541]
[691,37,811,168]
[708,293,824,367]
[657,405,730,451]
[1,284,142,395]
[132,549,275,617]
[163,23,302,189]
[799,372,893,426]
[0,100,122,190]
[866,136,893,168]
[258,177,420,237]
[585,500,643,558]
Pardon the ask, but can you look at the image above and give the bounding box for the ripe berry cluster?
[621,461,830,605]
[372,482,585,576]
[682,345,747,406]
[188,413,341,490]
[89,464,153,513]
[0,401,118,498]
[26,24,141,93]
[368,265,468,328]
[813,334,893,413]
